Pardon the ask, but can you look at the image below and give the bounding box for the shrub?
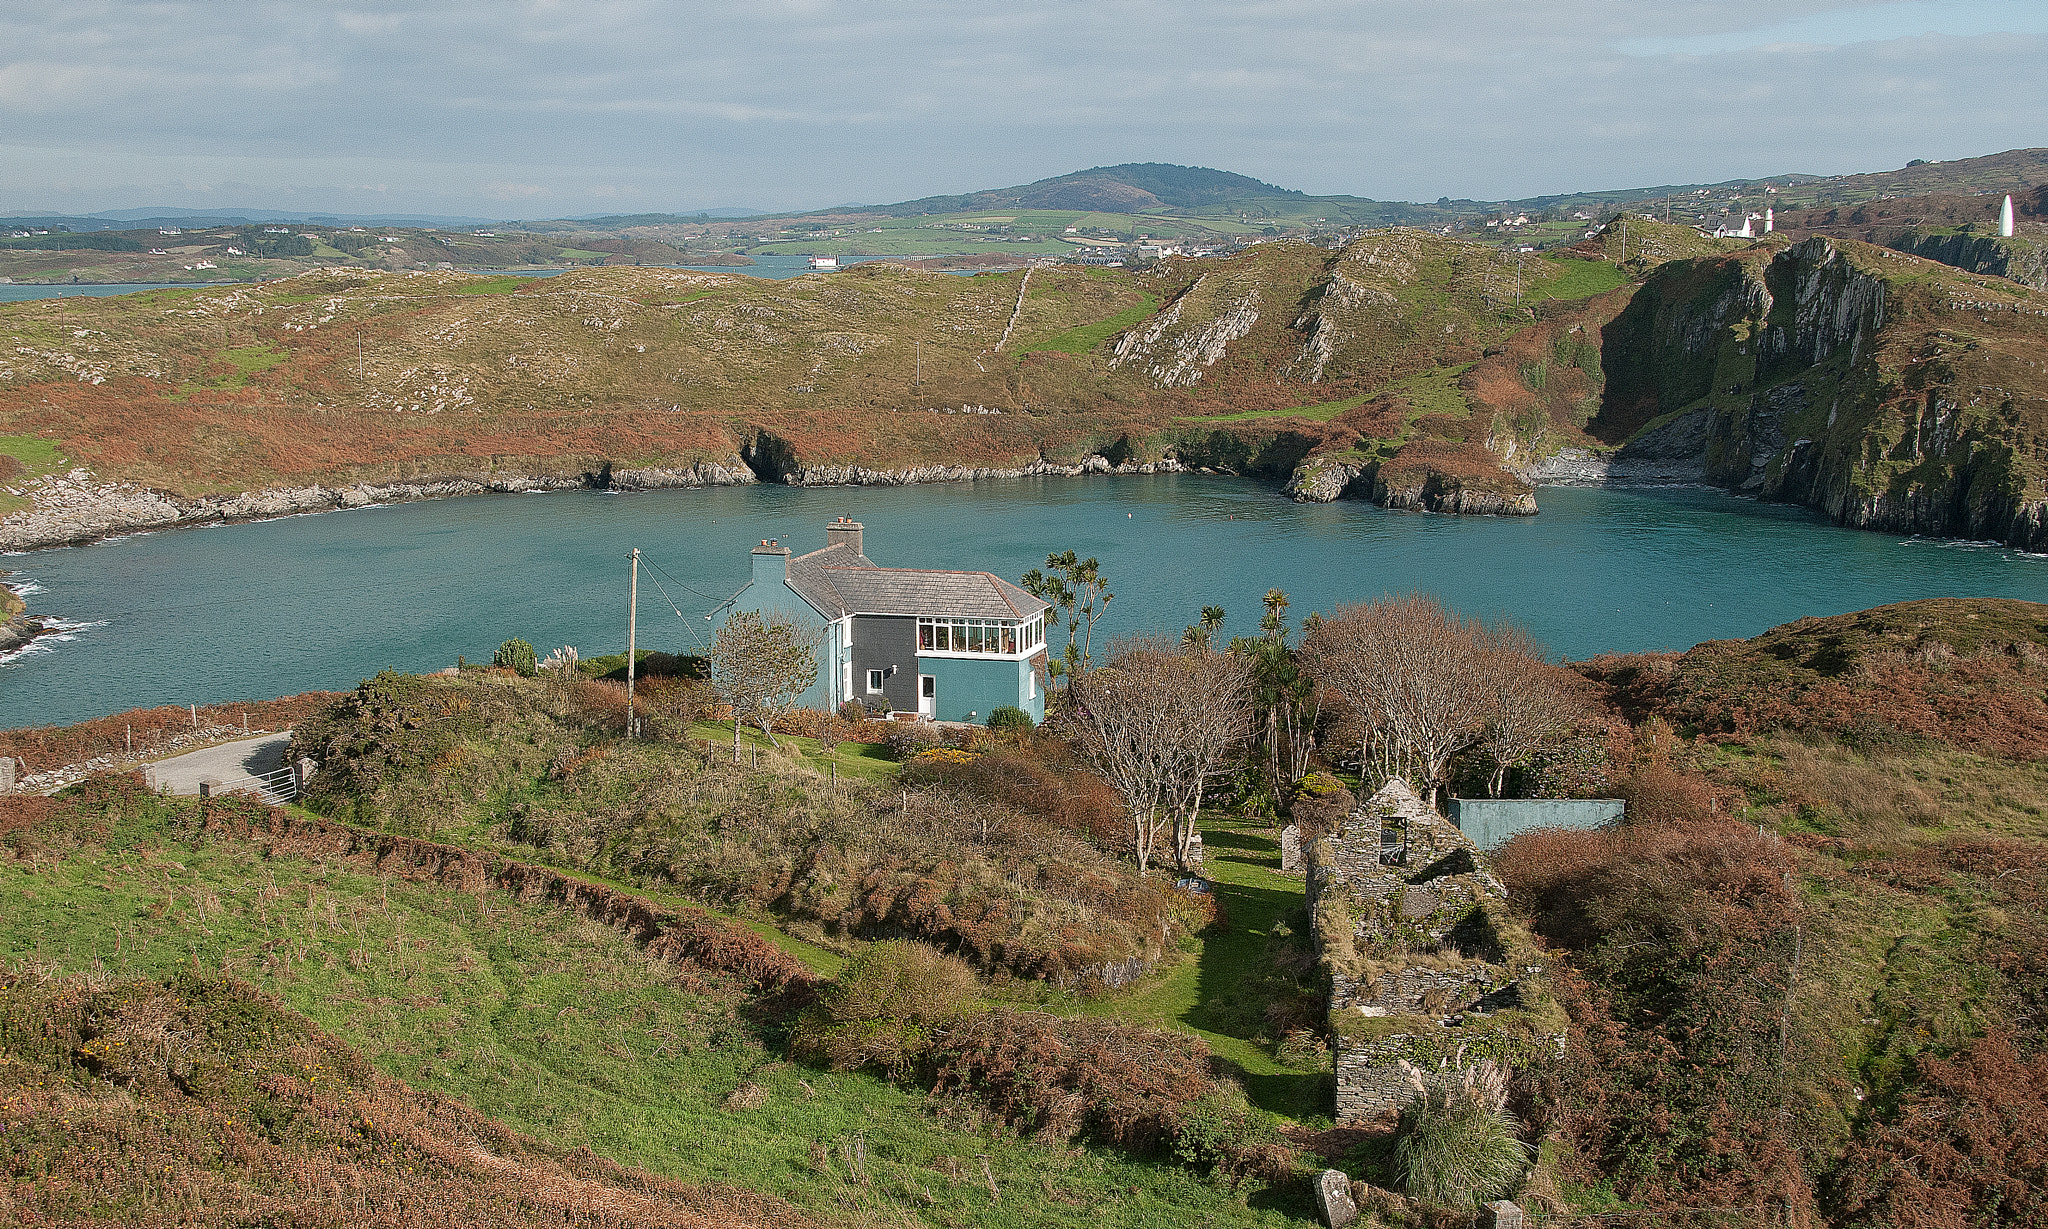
[1394,1082,1528,1208]
[1289,772,1357,837]
[789,941,979,1076]
[927,1009,1293,1184]
[884,722,948,761]
[987,705,1034,732]
[813,712,856,755]
[837,700,867,723]
[493,638,538,677]
[637,677,714,742]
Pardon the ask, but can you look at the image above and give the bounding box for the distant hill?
[867,163,1308,215]
[809,147,2048,230]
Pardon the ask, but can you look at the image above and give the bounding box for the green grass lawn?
[1020,293,1161,356]
[1082,816,1329,1125]
[684,719,900,784]
[0,433,68,514]
[1,794,1311,1227]
[1530,257,1631,302]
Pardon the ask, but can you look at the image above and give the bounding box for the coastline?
[0,579,46,657]
[0,453,1207,556]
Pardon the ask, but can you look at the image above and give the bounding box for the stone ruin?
[1305,780,1563,1124]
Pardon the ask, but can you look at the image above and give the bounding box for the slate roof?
[783,543,1048,621]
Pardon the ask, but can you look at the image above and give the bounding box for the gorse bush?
[1288,772,1356,837]
[293,671,1189,984]
[494,638,539,677]
[789,941,979,1076]
[927,1009,1294,1187]
[1394,1082,1528,1208]
[987,705,1034,732]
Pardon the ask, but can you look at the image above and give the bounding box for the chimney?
[825,516,864,558]
[751,538,790,588]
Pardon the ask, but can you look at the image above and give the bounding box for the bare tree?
[1304,596,1592,804]
[1302,595,1491,806]
[710,609,823,761]
[1069,638,1253,875]
[1473,629,1591,796]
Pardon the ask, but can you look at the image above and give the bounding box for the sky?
[2,0,2044,220]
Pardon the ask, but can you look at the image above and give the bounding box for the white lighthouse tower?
[2000,194,2016,238]
[1764,208,1774,233]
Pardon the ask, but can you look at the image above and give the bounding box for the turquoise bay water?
[3,477,2043,730]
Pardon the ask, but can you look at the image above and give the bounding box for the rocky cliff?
[1592,236,2048,550]
[1888,231,2048,293]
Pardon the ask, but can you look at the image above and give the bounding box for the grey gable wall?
[851,615,920,713]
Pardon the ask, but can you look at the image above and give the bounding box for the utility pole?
[626,548,640,738]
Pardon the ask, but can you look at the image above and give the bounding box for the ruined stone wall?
[1309,779,1557,1125]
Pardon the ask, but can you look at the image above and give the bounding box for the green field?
[1021,292,1163,356]
[1080,817,1329,1123]
[1530,256,1632,301]
[1176,392,1371,425]
[1,789,1312,1227]
[0,433,67,514]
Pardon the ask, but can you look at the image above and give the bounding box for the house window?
[867,669,883,694]
[915,616,1043,657]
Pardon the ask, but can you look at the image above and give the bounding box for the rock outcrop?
[1887,231,2048,293]
[1592,236,2048,550]
[0,581,45,657]
[1284,454,1539,516]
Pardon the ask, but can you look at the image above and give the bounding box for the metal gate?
[201,763,298,804]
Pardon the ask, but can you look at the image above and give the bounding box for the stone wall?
[1309,780,1558,1125]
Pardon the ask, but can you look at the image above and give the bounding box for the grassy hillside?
[0,235,1638,508]
[8,597,2048,1224]
[1474,598,2048,1223]
[0,776,1311,1227]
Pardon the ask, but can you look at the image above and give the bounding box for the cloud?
[1,1,2042,216]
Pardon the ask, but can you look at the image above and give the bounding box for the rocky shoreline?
[0,580,46,657]
[0,454,1220,555]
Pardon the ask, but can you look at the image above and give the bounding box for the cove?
[4,475,2044,731]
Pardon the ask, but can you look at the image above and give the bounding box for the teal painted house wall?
[726,545,844,713]
[918,654,1043,724]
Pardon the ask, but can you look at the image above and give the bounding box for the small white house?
[808,255,839,270]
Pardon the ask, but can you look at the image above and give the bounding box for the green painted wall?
[918,654,1042,724]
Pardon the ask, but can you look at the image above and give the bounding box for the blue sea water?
[3,476,2042,730]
